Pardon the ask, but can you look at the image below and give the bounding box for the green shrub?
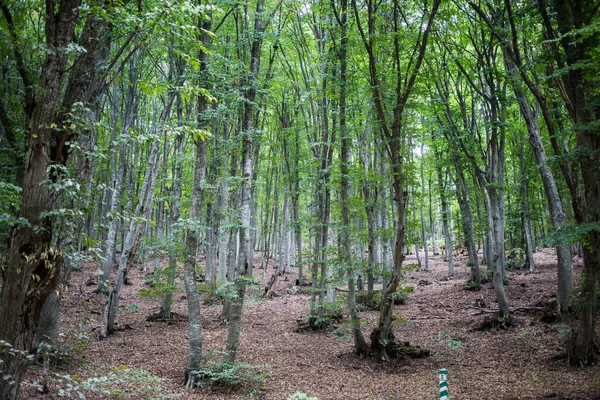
[26,364,179,399]
[192,360,269,388]
[38,321,93,370]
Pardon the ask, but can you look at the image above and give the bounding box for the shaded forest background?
[0,0,599,399]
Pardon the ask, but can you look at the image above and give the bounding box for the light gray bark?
[101,136,162,338]
[419,146,429,272]
[183,138,207,386]
[98,75,137,295]
[504,56,572,311]
[453,157,480,285]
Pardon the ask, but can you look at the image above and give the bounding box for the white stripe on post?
[439,368,448,400]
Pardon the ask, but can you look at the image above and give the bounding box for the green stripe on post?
[439,368,448,400]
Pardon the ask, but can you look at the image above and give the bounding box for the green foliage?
[554,324,573,341]
[330,325,351,342]
[139,266,182,298]
[123,303,141,314]
[391,286,414,304]
[1,340,35,385]
[41,321,93,370]
[544,222,600,248]
[26,364,179,399]
[192,359,269,388]
[435,332,463,356]
[287,391,319,400]
[0,181,25,267]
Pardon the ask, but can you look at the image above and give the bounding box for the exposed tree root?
[369,328,430,362]
[473,314,514,331]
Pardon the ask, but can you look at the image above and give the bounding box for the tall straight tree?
[352,0,440,361]
[224,0,283,365]
[333,0,368,356]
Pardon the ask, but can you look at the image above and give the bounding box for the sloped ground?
[21,249,600,399]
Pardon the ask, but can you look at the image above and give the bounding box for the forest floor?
[21,249,600,400]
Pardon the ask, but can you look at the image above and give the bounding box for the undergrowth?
[192,358,270,389]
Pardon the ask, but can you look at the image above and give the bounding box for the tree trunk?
[101,137,162,338]
[454,168,480,285]
[419,145,429,272]
[183,138,207,386]
[98,70,137,294]
[159,99,185,319]
[0,3,110,396]
[436,162,453,277]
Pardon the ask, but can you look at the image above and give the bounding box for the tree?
[0,1,116,397]
[536,0,600,365]
[352,0,441,361]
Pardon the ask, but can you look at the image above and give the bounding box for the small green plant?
[517,330,544,348]
[554,324,573,341]
[287,391,319,400]
[41,320,93,370]
[330,324,351,342]
[193,360,269,388]
[391,285,414,305]
[436,332,463,355]
[25,364,179,399]
[1,339,35,386]
[124,303,141,313]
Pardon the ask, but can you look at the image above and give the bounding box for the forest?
[0,0,599,398]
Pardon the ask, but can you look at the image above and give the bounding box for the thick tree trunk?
[0,2,111,397]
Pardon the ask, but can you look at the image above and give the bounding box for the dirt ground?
[21,249,600,399]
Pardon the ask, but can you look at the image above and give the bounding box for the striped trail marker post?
[439,368,448,400]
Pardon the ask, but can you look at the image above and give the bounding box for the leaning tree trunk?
[100,138,162,338]
[98,72,137,294]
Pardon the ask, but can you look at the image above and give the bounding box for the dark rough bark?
[0,1,113,397]
[537,0,600,365]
